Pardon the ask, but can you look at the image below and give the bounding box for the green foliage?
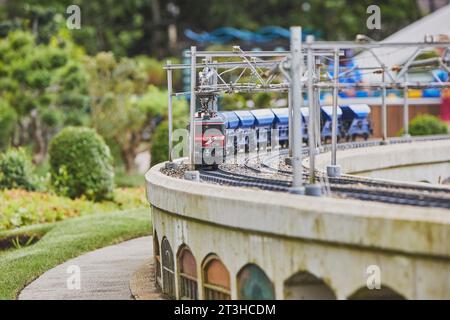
[0,148,37,191]
[85,52,179,171]
[0,208,151,299]
[0,30,89,160]
[254,92,273,108]
[150,95,189,166]
[48,127,114,201]
[115,170,144,188]
[135,56,166,87]
[0,187,147,231]
[11,236,36,250]
[151,121,169,166]
[39,108,63,128]
[409,115,448,136]
[84,52,149,171]
[219,93,248,111]
[0,99,17,150]
[1,0,422,57]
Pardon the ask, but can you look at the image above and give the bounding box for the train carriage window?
[202,255,231,300]
[237,264,275,300]
[178,246,198,300]
[153,231,162,288]
[161,237,176,298]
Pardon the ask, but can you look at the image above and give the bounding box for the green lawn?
[0,208,151,300]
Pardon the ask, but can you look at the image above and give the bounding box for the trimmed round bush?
[409,114,448,136]
[49,127,114,201]
[0,148,37,191]
[151,121,168,166]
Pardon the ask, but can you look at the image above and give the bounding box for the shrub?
[254,92,273,108]
[0,100,17,150]
[49,127,114,201]
[219,93,247,111]
[0,148,37,191]
[409,114,448,136]
[0,188,147,230]
[151,121,169,166]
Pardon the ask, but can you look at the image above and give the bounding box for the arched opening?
[237,263,275,300]
[161,237,175,298]
[153,230,161,288]
[177,245,198,300]
[284,271,336,300]
[202,254,231,300]
[348,286,406,300]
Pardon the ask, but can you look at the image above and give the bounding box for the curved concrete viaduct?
[315,139,450,185]
[146,140,450,300]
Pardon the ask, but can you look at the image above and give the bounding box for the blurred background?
[0,0,448,176]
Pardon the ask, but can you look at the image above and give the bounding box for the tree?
[0,99,17,150]
[84,52,181,172]
[0,0,423,57]
[0,30,88,162]
[49,126,114,200]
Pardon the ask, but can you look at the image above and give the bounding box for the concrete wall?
[315,139,450,185]
[146,159,450,300]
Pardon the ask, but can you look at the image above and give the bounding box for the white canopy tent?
[356,4,450,83]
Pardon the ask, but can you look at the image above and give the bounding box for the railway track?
[200,168,450,209]
[199,135,450,209]
[257,148,450,194]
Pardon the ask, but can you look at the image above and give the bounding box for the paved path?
[19,236,153,300]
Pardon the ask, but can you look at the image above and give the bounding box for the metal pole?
[403,75,410,137]
[326,48,341,178]
[315,60,321,148]
[189,46,197,169]
[167,60,173,162]
[381,65,387,142]
[305,35,322,196]
[288,88,293,157]
[307,38,315,183]
[331,48,339,165]
[290,27,304,194]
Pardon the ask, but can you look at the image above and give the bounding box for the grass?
[0,208,151,300]
[115,170,145,188]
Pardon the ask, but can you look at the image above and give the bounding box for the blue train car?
[300,107,309,142]
[320,106,343,142]
[218,111,240,156]
[271,108,289,147]
[250,109,275,151]
[340,104,372,141]
[234,110,257,153]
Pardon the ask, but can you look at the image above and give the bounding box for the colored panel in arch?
[203,257,231,300]
[179,248,197,277]
[237,264,275,300]
[178,247,198,300]
[161,238,175,298]
[204,259,230,289]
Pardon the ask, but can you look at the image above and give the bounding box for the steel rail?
[200,169,450,209]
[198,135,450,209]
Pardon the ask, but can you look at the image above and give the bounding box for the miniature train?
[194,104,372,169]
